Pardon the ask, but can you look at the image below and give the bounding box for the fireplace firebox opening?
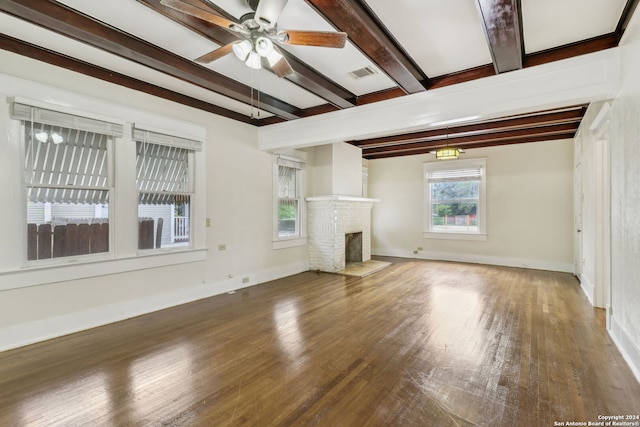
[345,232,363,266]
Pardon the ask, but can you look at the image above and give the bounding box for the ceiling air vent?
[349,66,378,80]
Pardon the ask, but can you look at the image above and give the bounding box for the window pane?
[136,141,192,250]
[25,123,109,192]
[26,197,109,260]
[138,195,190,249]
[278,199,298,237]
[23,121,111,260]
[136,141,190,194]
[432,181,478,201]
[278,166,297,198]
[431,180,479,232]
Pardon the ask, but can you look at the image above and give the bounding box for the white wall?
[0,51,309,351]
[307,142,363,197]
[332,142,363,196]
[607,7,640,379]
[369,140,574,272]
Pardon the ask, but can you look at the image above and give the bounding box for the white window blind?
[24,124,110,204]
[428,167,482,183]
[16,103,117,205]
[12,103,124,137]
[276,155,305,170]
[132,128,202,151]
[135,128,197,205]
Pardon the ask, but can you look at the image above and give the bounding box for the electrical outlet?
[218,244,226,251]
[242,277,250,284]
[206,218,211,227]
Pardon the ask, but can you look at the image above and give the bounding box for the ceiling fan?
[160,0,348,78]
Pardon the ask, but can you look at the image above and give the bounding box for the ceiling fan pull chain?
[250,69,255,120]
[257,71,261,119]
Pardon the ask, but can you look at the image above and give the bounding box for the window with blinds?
[275,156,305,239]
[134,128,201,250]
[13,103,121,261]
[424,158,486,237]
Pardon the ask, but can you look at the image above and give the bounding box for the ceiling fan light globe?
[265,49,283,67]
[245,51,262,69]
[232,40,252,61]
[255,36,274,57]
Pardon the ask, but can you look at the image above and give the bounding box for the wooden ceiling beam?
[355,88,406,106]
[429,65,496,90]
[0,0,302,120]
[352,107,586,148]
[363,131,577,160]
[617,0,640,36]
[0,34,255,124]
[305,0,428,94]
[138,0,357,109]
[476,0,524,73]
[361,123,579,155]
[524,33,618,68]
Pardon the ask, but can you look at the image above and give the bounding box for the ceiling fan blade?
[194,43,236,64]
[160,0,242,33]
[255,0,289,29]
[270,46,294,78]
[277,30,347,48]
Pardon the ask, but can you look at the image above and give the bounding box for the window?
[4,91,207,289]
[134,128,199,250]
[15,103,121,261]
[424,158,486,241]
[273,155,306,248]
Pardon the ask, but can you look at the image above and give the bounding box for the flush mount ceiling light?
[435,147,462,160]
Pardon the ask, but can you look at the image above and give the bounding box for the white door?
[574,141,583,279]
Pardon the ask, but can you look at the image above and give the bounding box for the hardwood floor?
[1,258,639,426]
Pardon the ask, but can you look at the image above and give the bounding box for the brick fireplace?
[306,196,378,273]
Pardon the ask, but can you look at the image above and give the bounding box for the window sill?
[0,248,207,291]
[272,237,307,250]
[423,232,487,242]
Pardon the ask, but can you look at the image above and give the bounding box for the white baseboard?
[372,247,574,273]
[609,315,640,383]
[0,260,309,352]
[579,274,595,305]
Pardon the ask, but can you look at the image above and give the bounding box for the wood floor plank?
[1,258,639,426]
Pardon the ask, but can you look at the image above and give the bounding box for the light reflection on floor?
[428,285,485,365]
[18,371,111,426]
[16,341,196,426]
[273,299,304,366]
[129,343,195,422]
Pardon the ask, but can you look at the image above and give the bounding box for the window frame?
[16,104,119,266]
[272,154,307,249]
[423,157,487,241]
[134,129,199,252]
